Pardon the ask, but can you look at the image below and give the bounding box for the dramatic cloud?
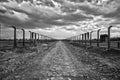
[0,0,120,39]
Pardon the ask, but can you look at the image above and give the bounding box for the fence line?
[65,26,120,50]
[0,25,56,50]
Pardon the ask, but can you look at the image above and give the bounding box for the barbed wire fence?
[65,26,120,50]
[0,24,55,51]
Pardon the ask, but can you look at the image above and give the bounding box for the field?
[0,41,120,80]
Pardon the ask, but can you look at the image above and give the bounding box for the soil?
[0,41,120,80]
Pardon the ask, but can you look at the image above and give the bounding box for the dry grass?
[65,42,120,80]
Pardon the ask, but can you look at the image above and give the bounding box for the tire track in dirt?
[7,41,109,80]
[37,41,96,80]
[40,41,78,80]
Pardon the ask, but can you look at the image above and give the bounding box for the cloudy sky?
[0,0,120,39]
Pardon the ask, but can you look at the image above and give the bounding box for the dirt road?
[22,41,108,80]
[39,41,85,80]
[1,41,120,80]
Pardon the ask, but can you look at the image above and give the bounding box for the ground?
[0,41,120,80]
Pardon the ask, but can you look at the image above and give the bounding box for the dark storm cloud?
[63,13,93,22]
[103,7,120,19]
[0,0,120,36]
[78,6,102,16]
[0,0,96,29]
[0,0,8,2]
[0,9,6,13]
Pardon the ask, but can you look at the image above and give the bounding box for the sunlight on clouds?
[0,0,120,39]
[27,26,76,39]
[12,11,30,21]
[98,1,120,14]
[2,0,18,8]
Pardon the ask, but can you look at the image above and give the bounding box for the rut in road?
[35,41,92,80]
[2,41,110,80]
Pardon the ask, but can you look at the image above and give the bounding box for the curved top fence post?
[21,28,25,47]
[97,29,101,47]
[29,31,32,40]
[38,33,39,40]
[12,26,17,48]
[87,32,89,41]
[85,33,87,46]
[90,31,93,46]
[0,24,1,39]
[108,26,113,50]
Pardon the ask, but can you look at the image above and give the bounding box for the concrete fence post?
[0,24,1,40]
[90,31,93,46]
[37,33,39,43]
[34,33,37,46]
[97,29,101,47]
[79,35,80,44]
[85,33,87,46]
[118,42,120,48]
[31,32,34,46]
[108,26,112,50]
[29,31,32,41]
[32,32,35,46]
[21,29,25,47]
[38,34,39,40]
[79,34,81,44]
[82,34,83,44]
[87,32,89,45]
[81,34,82,44]
[29,31,32,46]
[12,26,17,48]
